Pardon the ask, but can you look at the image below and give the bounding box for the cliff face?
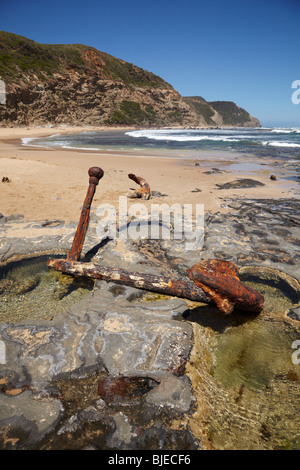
[0,32,260,128]
[1,75,200,127]
[184,96,261,128]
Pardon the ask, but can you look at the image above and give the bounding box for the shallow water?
[0,256,94,323]
[209,318,300,449]
[212,314,298,391]
[186,274,300,450]
[1,255,299,449]
[22,128,300,157]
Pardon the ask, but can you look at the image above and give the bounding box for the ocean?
[22,127,300,167]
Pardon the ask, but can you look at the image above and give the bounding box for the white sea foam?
[21,128,300,155]
[21,137,36,145]
[271,129,292,134]
[62,145,102,151]
[125,130,241,142]
[126,128,300,149]
[262,141,300,148]
[270,128,300,134]
[21,134,63,147]
[21,137,47,148]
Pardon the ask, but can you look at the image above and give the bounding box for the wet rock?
[200,198,300,282]
[0,390,63,449]
[14,276,40,295]
[49,403,199,450]
[287,305,300,322]
[107,421,200,450]
[203,168,227,175]
[52,273,75,300]
[191,188,202,193]
[0,271,195,449]
[216,178,265,189]
[43,402,115,450]
[97,376,160,405]
[0,196,299,449]
[109,412,137,447]
[0,276,39,295]
[98,308,193,376]
[41,220,64,227]
[150,191,168,198]
[0,279,14,294]
[0,278,194,384]
[145,375,193,413]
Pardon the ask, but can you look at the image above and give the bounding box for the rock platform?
[0,197,299,450]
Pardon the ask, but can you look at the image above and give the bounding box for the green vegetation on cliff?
[106,101,158,125]
[208,100,252,126]
[184,96,260,127]
[0,31,260,128]
[183,96,215,125]
[0,31,170,88]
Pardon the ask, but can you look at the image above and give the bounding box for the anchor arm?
[128,173,151,200]
[47,258,211,303]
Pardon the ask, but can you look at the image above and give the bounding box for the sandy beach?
[0,126,299,223]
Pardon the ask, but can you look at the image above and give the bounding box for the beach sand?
[0,126,299,223]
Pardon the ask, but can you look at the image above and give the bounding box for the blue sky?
[1,0,300,127]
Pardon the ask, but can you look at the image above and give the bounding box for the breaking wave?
[262,141,300,148]
[125,128,300,151]
[126,130,241,142]
[21,126,300,162]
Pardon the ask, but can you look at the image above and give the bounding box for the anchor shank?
[67,167,104,262]
[47,259,211,303]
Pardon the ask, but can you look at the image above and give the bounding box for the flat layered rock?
[216,178,265,189]
[0,197,299,449]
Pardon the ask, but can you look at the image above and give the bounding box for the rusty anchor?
[67,166,104,262]
[47,258,211,303]
[188,259,264,314]
[47,166,209,302]
[47,167,264,314]
[128,173,151,200]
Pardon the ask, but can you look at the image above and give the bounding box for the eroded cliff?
[0,32,260,128]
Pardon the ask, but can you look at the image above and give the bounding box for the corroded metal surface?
[97,376,159,404]
[67,167,104,261]
[48,169,264,315]
[47,258,210,303]
[47,257,264,313]
[188,259,264,314]
[128,173,151,200]
[48,255,264,314]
